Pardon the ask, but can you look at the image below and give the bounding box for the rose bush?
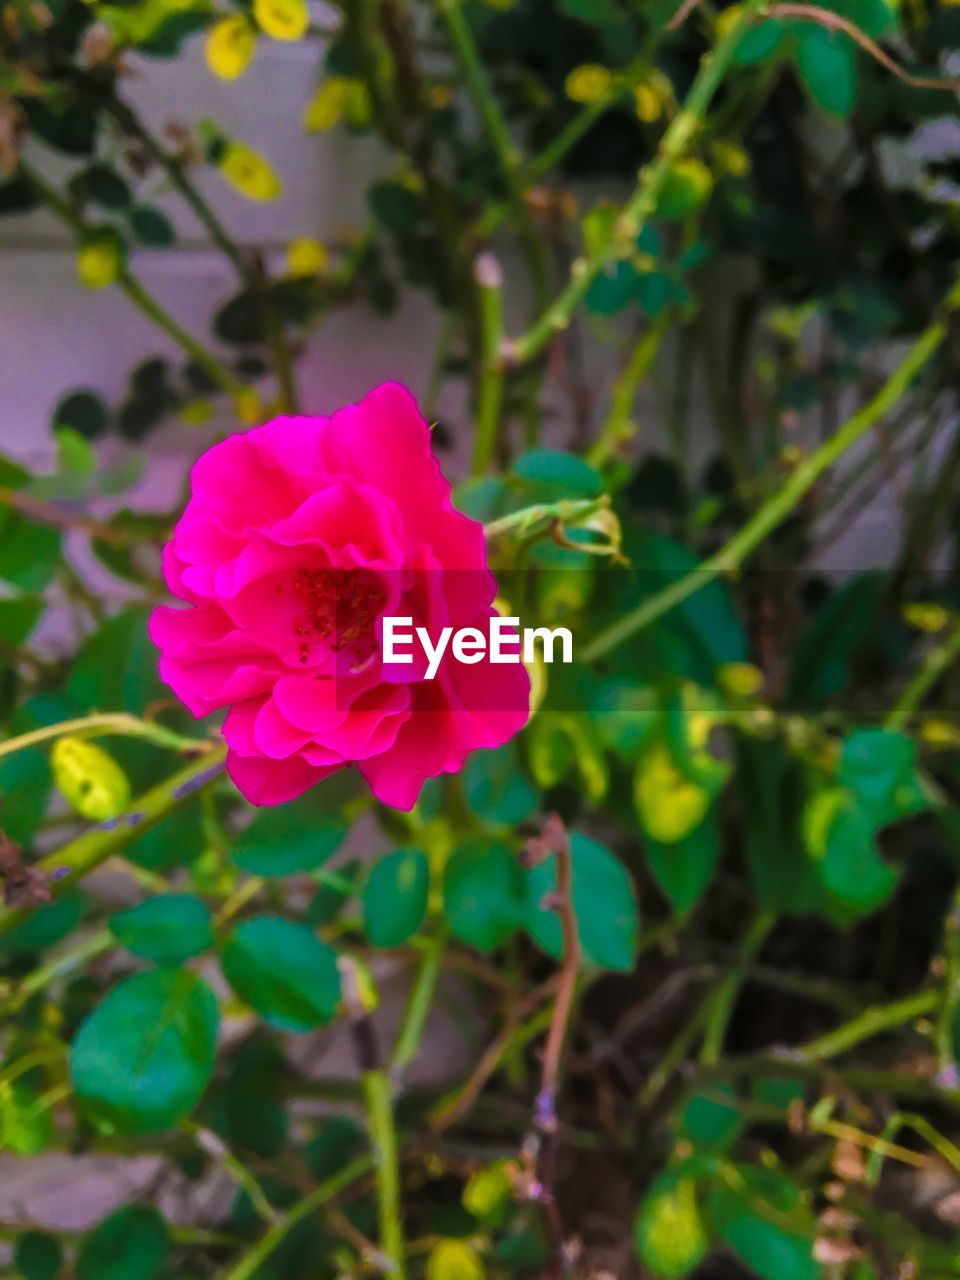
[150,382,529,810]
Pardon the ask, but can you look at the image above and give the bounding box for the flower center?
[292,567,386,665]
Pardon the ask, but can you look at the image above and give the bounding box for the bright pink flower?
[150,383,529,810]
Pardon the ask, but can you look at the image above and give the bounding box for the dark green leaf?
[83,164,131,210]
[678,1083,744,1152]
[76,1206,169,1280]
[0,597,43,645]
[0,516,61,591]
[794,24,857,117]
[363,849,429,947]
[463,742,538,825]
[644,811,721,915]
[220,916,340,1032]
[130,206,176,247]
[109,894,214,966]
[14,1231,63,1280]
[52,389,108,439]
[71,969,219,1132]
[232,793,347,877]
[512,449,603,500]
[443,838,524,951]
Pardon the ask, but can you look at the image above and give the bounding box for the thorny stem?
[483,496,609,542]
[391,930,445,1079]
[507,0,769,365]
[0,747,227,941]
[581,275,960,662]
[524,815,580,1278]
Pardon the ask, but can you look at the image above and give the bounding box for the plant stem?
[437,0,550,310]
[483,496,608,541]
[581,276,960,662]
[936,878,960,1074]
[700,911,776,1065]
[0,712,211,762]
[885,620,960,733]
[391,931,445,1078]
[508,0,768,364]
[471,253,507,476]
[363,1069,407,1280]
[220,1155,374,1280]
[587,313,670,467]
[0,747,227,941]
[18,161,246,399]
[183,1120,279,1225]
[797,988,938,1062]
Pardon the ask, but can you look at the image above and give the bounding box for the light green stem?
[220,1155,374,1280]
[483,496,608,541]
[391,932,445,1077]
[363,1068,406,1280]
[797,988,938,1062]
[701,912,776,1065]
[0,747,227,941]
[581,278,960,662]
[587,313,671,467]
[0,713,210,762]
[885,620,960,733]
[437,0,550,309]
[509,0,768,364]
[472,253,507,476]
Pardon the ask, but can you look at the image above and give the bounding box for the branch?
[581,275,960,662]
[471,253,506,476]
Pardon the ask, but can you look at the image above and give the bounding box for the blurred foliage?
[2,0,960,1278]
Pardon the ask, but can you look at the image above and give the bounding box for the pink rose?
[150,383,529,810]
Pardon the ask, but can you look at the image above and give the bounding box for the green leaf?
[731,15,786,64]
[511,449,603,500]
[463,742,538,825]
[76,1206,169,1280]
[839,729,917,826]
[678,1083,745,1151]
[644,811,721,915]
[82,164,131,211]
[70,969,219,1133]
[794,24,857,117]
[807,791,899,913]
[443,838,524,951]
[0,516,61,591]
[308,860,361,926]
[737,739,823,915]
[657,159,713,220]
[707,1169,819,1280]
[231,792,347,877]
[634,1171,710,1279]
[0,893,86,956]
[0,1081,53,1153]
[220,915,340,1031]
[525,833,639,971]
[0,597,42,645]
[14,1231,63,1280]
[363,849,429,947]
[51,736,131,821]
[109,894,214,966]
[68,609,164,715]
[130,206,176,246]
[56,427,96,476]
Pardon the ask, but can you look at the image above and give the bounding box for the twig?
[507,0,768,365]
[521,814,581,1278]
[0,748,227,941]
[885,620,960,734]
[391,930,445,1080]
[0,712,212,762]
[340,957,406,1280]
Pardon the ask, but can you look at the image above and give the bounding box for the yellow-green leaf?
[51,736,131,822]
[205,14,256,80]
[220,142,282,202]
[253,0,308,41]
[426,1240,485,1280]
[634,1174,709,1279]
[635,744,710,844]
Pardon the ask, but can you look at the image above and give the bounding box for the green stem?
[701,912,776,1065]
[508,0,768,364]
[0,747,227,941]
[391,932,445,1078]
[0,928,111,1016]
[587,314,670,467]
[797,988,937,1062]
[437,0,550,310]
[885,620,960,733]
[471,253,507,476]
[19,161,246,399]
[483,496,608,542]
[183,1121,279,1225]
[936,878,960,1073]
[220,1155,374,1280]
[363,1069,406,1280]
[581,277,960,662]
[0,713,210,762]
